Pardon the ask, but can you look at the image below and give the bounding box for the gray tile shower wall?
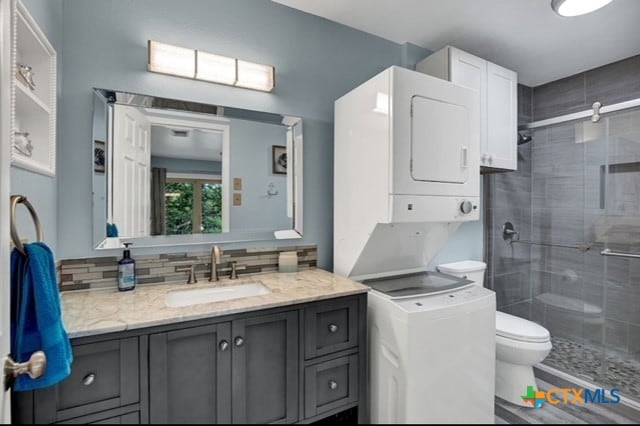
[484,139,532,312]
[58,245,317,291]
[533,54,640,121]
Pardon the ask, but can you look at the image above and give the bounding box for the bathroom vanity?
[12,269,368,424]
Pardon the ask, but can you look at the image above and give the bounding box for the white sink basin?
[165,282,271,308]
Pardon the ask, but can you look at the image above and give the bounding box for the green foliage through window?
[165,181,222,235]
[202,183,222,233]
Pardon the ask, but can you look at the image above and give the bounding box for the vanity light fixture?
[147,40,195,78]
[551,0,613,17]
[148,40,275,92]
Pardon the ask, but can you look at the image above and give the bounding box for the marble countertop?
[61,268,369,338]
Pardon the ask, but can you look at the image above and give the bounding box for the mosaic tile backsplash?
[58,245,317,291]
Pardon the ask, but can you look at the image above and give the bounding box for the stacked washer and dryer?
[334,66,552,423]
[334,66,496,424]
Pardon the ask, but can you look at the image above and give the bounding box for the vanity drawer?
[304,297,358,359]
[304,354,358,418]
[55,408,139,424]
[33,337,140,423]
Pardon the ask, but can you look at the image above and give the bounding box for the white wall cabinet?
[417,46,517,171]
[10,0,56,176]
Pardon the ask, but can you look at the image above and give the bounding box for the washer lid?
[496,312,550,343]
[364,271,473,299]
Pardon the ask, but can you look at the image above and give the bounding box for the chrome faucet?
[209,245,221,282]
[176,264,198,284]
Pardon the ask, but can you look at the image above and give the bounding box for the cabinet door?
[487,62,517,170]
[231,311,299,424]
[17,337,140,424]
[149,323,231,424]
[449,47,488,164]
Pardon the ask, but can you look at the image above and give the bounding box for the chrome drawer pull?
[329,380,338,390]
[82,373,96,386]
[234,336,244,347]
[328,324,338,333]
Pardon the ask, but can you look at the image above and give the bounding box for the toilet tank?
[437,260,486,286]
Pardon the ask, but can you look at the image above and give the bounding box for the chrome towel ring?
[10,195,43,256]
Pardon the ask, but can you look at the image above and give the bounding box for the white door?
[486,62,517,170]
[0,0,12,421]
[113,105,151,237]
[449,47,488,166]
[411,95,469,184]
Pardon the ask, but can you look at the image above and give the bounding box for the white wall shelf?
[10,0,56,176]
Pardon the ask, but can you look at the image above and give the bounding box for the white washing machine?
[366,271,496,424]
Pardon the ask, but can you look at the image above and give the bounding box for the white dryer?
[366,272,496,424]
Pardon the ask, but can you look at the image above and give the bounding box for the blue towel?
[106,223,119,237]
[10,242,73,391]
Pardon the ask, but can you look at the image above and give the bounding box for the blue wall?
[11,0,62,253]
[227,118,290,232]
[52,0,481,270]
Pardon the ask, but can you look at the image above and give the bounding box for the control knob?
[460,200,473,215]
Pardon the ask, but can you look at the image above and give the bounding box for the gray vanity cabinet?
[12,293,366,424]
[148,311,299,424]
[148,322,232,424]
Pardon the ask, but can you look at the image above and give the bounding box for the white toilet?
[437,260,552,407]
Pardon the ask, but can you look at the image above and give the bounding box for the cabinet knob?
[328,323,338,333]
[82,373,96,386]
[234,336,244,347]
[329,380,338,390]
[219,340,229,352]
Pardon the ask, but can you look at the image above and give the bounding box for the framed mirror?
[92,88,303,249]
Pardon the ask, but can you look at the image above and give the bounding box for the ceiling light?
[148,40,275,92]
[551,0,613,17]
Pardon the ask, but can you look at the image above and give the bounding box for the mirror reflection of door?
[112,105,151,237]
[111,105,229,238]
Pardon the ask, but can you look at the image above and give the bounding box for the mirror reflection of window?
[165,179,222,235]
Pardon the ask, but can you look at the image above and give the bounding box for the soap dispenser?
[118,242,136,291]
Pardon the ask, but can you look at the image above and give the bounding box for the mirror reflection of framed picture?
[272,145,287,175]
[94,140,105,174]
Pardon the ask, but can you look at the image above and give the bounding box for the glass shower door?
[598,106,640,401]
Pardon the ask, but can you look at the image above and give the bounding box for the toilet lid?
[496,311,550,343]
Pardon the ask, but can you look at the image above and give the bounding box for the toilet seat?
[496,311,550,343]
